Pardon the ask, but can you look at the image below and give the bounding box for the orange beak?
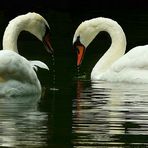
[43,32,54,54]
[77,45,85,66]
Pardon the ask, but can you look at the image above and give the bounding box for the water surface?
[72,80,148,147]
[1,75,148,147]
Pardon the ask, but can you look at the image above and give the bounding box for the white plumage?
[0,12,53,96]
[73,17,148,83]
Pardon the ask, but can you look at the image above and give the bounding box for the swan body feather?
[100,45,148,83]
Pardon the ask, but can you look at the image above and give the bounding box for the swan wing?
[99,45,148,83]
[112,45,148,72]
[0,50,37,82]
[30,60,49,71]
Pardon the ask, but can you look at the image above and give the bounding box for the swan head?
[73,17,126,67]
[24,12,54,54]
[3,12,54,54]
[73,19,99,66]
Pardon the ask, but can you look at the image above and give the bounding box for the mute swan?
[0,12,53,96]
[73,17,148,83]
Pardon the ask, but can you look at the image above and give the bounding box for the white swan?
[73,17,148,83]
[0,12,53,96]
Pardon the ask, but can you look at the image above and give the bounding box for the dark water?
[73,80,148,147]
[1,71,148,147]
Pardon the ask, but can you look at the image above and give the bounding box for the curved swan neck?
[2,17,27,53]
[2,13,49,53]
[90,18,126,54]
[90,18,127,78]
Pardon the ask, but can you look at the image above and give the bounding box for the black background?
[1,1,148,147]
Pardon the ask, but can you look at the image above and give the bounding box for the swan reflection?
[0,93,48,147]
[73,80,148,146]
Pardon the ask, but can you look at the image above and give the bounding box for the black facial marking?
[73,36,81,54]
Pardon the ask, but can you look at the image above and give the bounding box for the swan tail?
[30,60,49,71]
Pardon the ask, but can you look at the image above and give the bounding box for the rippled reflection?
[0,94,48,147]
[72,80,148,147]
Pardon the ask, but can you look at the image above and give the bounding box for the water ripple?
[72,80,148,147]
[0,94,48,147]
